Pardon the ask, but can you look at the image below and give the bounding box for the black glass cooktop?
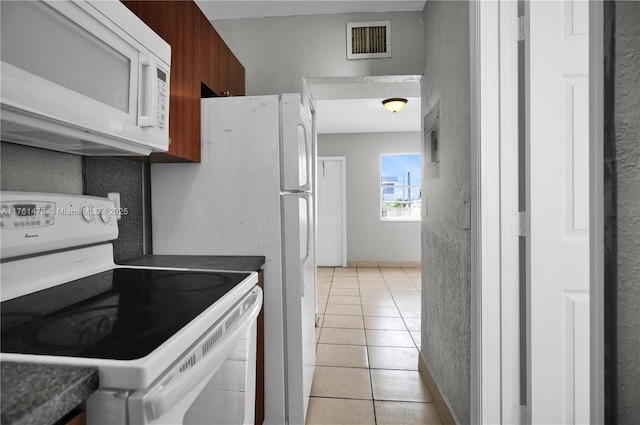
[1,268,250,360]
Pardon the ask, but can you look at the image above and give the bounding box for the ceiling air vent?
[347,21,391,60]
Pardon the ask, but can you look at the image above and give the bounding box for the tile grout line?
[358,268,379,425]
[382,268,419,351]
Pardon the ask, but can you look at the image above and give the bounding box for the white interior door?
[316,157,346,267]
[527,1,590,423]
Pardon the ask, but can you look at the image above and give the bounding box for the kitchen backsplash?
[1,142,149,262]
[83,156,150,262]
[0,142,83,194]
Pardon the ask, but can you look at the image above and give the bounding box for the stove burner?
[1,312,42,334]
[31,305,165,350]
[137,272,231,292]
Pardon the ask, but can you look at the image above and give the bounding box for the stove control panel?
[1,200,56,229]
[0,192,119,260]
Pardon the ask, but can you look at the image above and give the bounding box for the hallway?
[305,267,442,425]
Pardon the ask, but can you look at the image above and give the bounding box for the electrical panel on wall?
[424,101,440,180]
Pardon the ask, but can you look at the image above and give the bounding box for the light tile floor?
[306,267,442,425]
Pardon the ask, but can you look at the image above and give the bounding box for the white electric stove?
[0,192,262,424]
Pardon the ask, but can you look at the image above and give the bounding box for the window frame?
[379,152,422,222]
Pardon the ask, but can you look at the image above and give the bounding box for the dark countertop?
[119,255,266,272]
[1,362,99,425]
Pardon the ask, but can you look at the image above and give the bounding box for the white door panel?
[317,158,345,267]
[528,1,589,423]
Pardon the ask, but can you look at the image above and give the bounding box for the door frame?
[588,1,605,422]
[470,1,605,423]
[317,156,347,268]
[470,1,520,423]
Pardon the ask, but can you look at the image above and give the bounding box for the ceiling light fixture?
[382,98,408,113]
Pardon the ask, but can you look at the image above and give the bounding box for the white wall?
[212,12,424,96]
[318,132,421,263]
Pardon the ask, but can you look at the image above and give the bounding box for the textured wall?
[0,143,82,194]
[612,2,640,421]
[83,157,149,263]
[318,132,421,263]
[212,11,424,96]
[420,1,471,424]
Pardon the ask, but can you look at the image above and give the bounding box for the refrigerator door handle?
[297,103,313,192]
[301,194,312,297]
[304,113,312,191]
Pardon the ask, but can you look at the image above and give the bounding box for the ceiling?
[195,1,426,21]
[195,2,425,134]
[314,97,420,134]
[309,76,421,134]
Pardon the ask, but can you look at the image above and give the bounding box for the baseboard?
[418,351,458,425]
[345,261,421,268]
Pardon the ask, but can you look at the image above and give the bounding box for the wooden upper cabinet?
[200,15,228,96]
[200,16,244,97]
[227,48,246,96]
[122,1,245,163]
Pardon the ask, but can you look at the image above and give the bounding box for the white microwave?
[0,0,171,156]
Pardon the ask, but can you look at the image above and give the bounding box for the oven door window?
[183,333,253,425]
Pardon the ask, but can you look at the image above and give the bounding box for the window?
[380,153,421,221]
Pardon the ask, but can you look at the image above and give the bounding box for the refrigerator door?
[281,93,313,192]
[281,192,316,424]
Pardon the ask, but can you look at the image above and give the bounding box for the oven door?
[121,287,261,425]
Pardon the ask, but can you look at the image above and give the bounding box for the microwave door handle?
[138,53,156,128]
[138,289,263,422]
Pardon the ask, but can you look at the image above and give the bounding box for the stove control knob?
[81,205,95,223]
[99,208,112,224]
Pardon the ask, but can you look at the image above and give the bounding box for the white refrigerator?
[150,94,316,425]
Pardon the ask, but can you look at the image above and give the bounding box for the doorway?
[306,76,423,268]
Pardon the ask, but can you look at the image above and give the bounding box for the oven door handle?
[136,288,263,423]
